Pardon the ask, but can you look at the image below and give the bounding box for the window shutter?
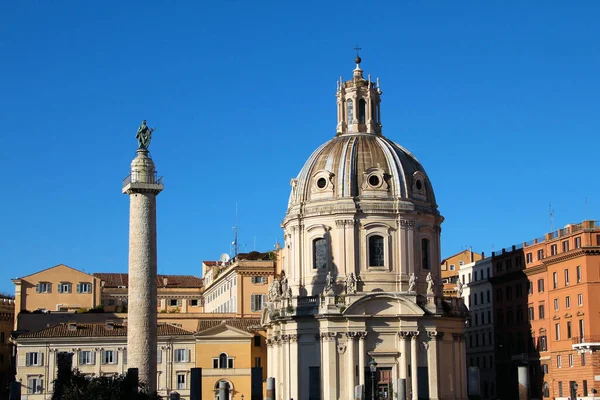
[113,351,118,364]
[262,294,267,307]
[157,350,162,364]
[39,352,44,366]
[91,351,95,365]
[58,284,63,294]
[36,284,41,294]
[250,295,256,312]
[47,283,52,293]
[79,352,83,364]
[68,284,72,293]
[25,354,30,367]
[187,349,191,363]
[76,283,81,293]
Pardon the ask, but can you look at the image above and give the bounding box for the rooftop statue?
[136,120,156,150]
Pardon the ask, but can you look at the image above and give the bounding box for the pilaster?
[321,332,338,400]
[427,331,442,400]
[357,331,367,386]
[409,331,419,400]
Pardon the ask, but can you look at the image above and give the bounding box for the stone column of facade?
[47,348,56,393]
[117,347,126,374]
[321,332,337,400]
[266,338,273,378]
[453,333,464,398]
[459,334,467,398]
[271,336,279,385]
[95,347,103,376]
[358,332,367,386]
[71,348,80,370]
[427,332,441,400]
[346,332,357,397]
[410,332,419,400]
[123,147,163,392]
[281,335,290,399]
[398,332,409,382]
[289,334,299,400]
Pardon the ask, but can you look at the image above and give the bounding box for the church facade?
[261,57,468,400]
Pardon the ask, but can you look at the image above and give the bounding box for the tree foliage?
[54,370,161,400]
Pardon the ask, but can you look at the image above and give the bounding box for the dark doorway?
[417,367,429,400]
[309,366,321,400]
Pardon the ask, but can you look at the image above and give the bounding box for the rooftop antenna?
[585,197,589,220]
[232,202,239,257]
[549,203,555,232]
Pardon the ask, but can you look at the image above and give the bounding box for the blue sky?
[1,1,599,294]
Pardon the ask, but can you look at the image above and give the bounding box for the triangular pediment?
[196,323,254,339]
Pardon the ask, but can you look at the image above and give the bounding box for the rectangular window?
[251,276,266,284]
[554,298,559,311]
[79,351,94,365]
[566,296,571,308]
[506,259,512,270]
[567,321,572,339]
[228,358,234,368]
[35,282,52,293]
[480,292,483,304]
[578,293,583,306]
[558,381,563,397]
[496,288,502,303]
[169,299,180,307]
[27,376,43,394]
[579,319,585,339]
[582,353,586,366]
[538,279,544,293]
[555,323,561,341]
[577,266,582,283]
[212,358,218,368]
[539,304,545,319]
[542,364,548,374]
[26,352,43,366]
[102,350,117,365]
[569,353,574,367]
[449,264,455,271]
[528,281,533,295]
[496,262,502,272]
[506,286,512,301]
[0,332,4,344]
[313,238,327,269]
[516,256,522,267]
[553,272,558,289]
[584,380,588,397]
[597,234,600,246]
[557,355,562,368]
[177,373,186,390]
[190,299,199,307]
[58,282,72,293]
[76,282,92,293]
[526,252,533,264]
[516,284,523,298]
[253,335,261,347]
[540,336,547,351]
[157,350,162,364]
[254,357,261,367]
[528,307,534,321]
[421,238,431,270]
[174,349,189,363]
[487,290,491,302]
[562,240,569,252]
[250,294,266,311]
[564,269,569,286]
[538,249,544,260]
[551,244,558,256]
[575,236,582,249]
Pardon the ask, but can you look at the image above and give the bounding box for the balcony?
[572,336,600,353]
[122,172,164,194]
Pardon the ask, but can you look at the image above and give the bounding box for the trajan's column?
[122,120,163,392]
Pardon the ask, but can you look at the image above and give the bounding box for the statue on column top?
[323,271,335,294]
[345,272,357,294]
[456,278,463,297]
[407,273,418,293]
[136,120,155,150]
[426,272,435,295]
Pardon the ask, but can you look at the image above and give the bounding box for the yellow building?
[93,273,203,313]
[12,264,103,321]
[0,296,15,399]
[195,318,264,400]
[13,321,196,399]
[441,249,482,296]
[202,252,275,317]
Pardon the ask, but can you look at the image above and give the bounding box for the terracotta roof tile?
[196,318,262,333]
[93,273,203,288]
[18,322,194,339]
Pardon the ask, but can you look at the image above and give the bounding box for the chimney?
[68,322,77,331]
[163,277,168,287]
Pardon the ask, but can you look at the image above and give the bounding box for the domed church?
[261,57,468,400]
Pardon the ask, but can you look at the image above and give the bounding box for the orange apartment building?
[441,249,482,296]
[491,220,600,400]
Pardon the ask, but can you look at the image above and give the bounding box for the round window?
[368,175,380,187]
[316,177,327,189]
[416,180,422,190]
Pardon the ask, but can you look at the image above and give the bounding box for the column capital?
[427,331,443,340]
[400,219,416,228]
[335,219,356,227]
[356,331,368,340]
[346,331,358,339]
[409,331,420,340]
[452,333,465,341]
[288,334,299,343]
[320,332,337,342]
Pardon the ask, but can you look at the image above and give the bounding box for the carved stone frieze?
[335,219,355,227]
[400,220,416,227]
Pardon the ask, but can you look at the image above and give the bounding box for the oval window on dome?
[368,175,380,187]
[316,177,327,189]
[416,180,422,190]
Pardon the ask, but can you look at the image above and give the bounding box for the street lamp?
[369,358,378,400]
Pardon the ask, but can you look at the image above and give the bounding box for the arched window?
[371,100,377,123]
[346,99,354,123]
[421,238,431,270]
[543,382,550,397]
[368,235,384,267]
[219,353,228,368]
[313,238,327,269]
[358,99,366,124]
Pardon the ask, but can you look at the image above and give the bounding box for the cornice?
[542,249,586,266]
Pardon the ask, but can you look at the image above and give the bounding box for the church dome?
[288,132,436,208]
[287,58,436,211]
